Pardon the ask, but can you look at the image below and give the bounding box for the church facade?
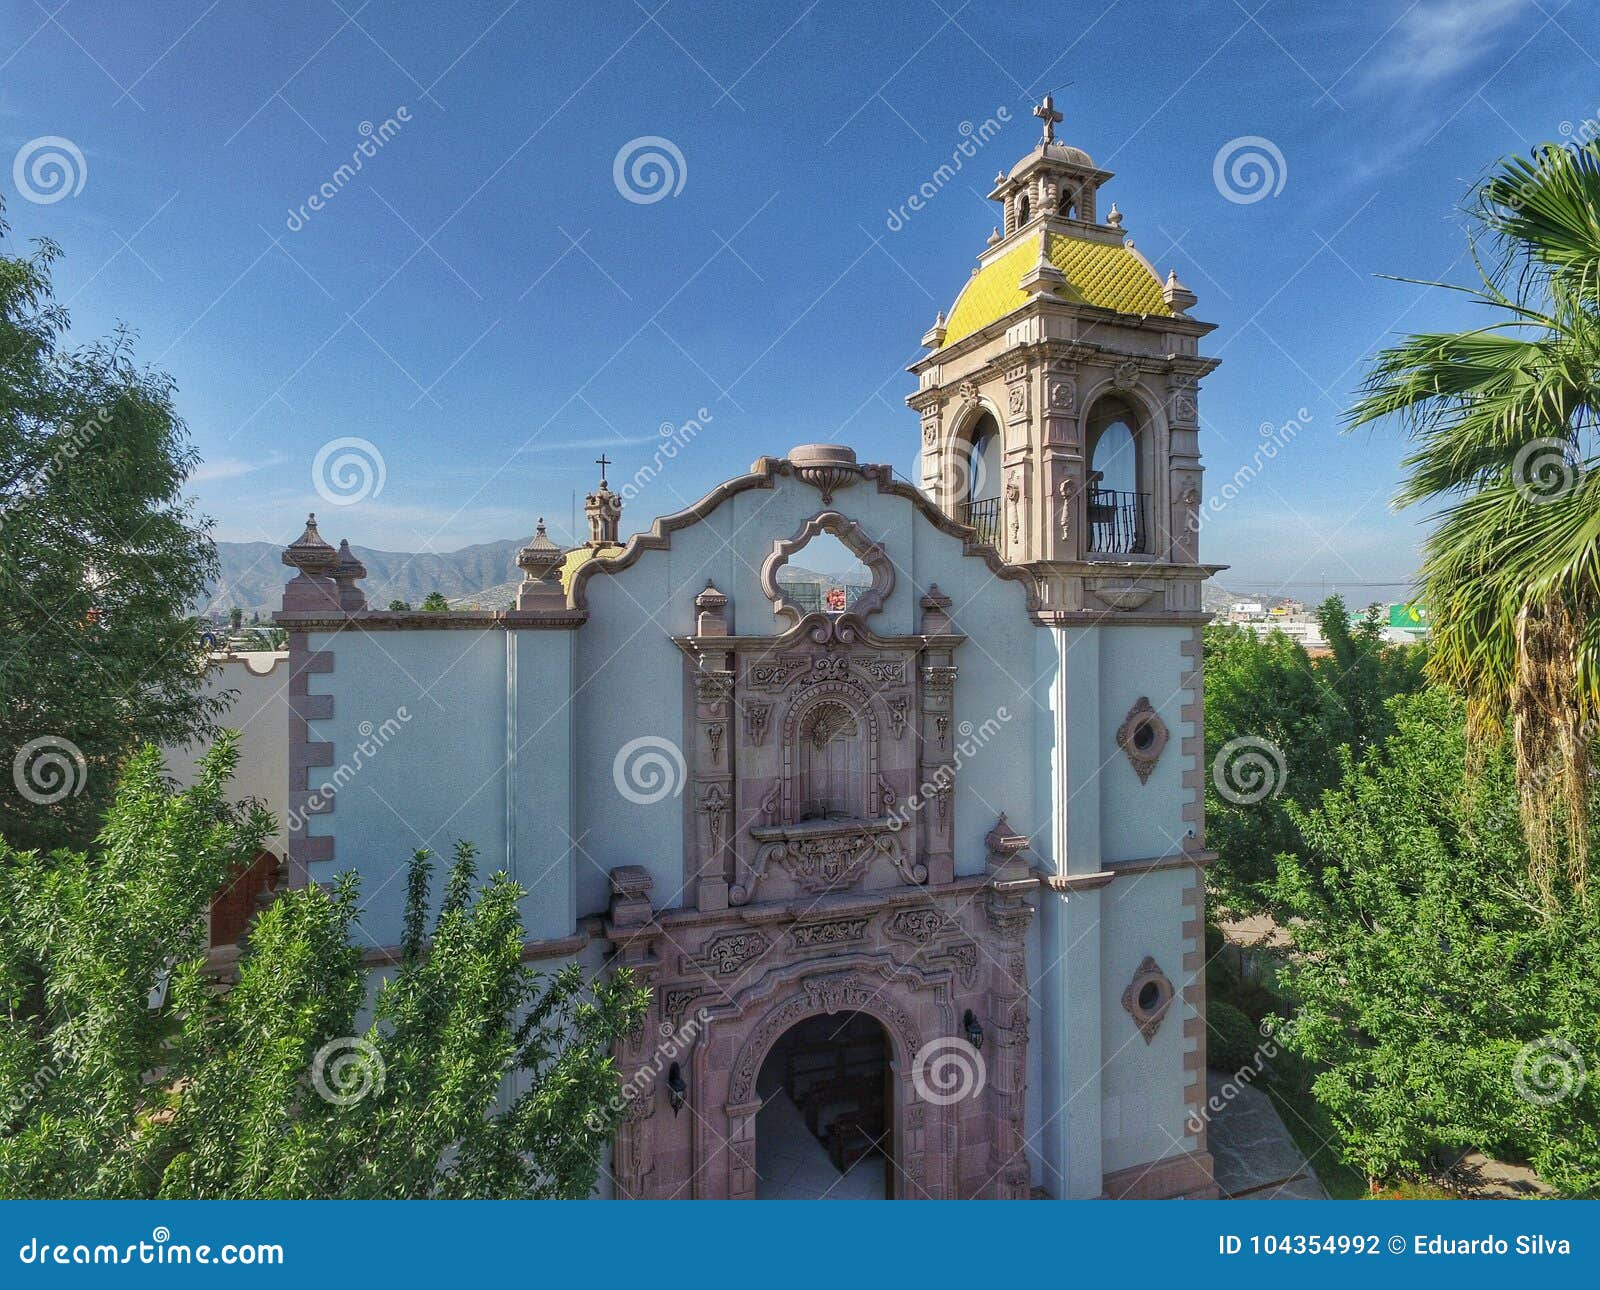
[270,109,1220,1200]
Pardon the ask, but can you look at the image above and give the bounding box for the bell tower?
[907,99,1219,616]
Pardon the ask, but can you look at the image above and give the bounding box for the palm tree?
[1350,141,1600,902]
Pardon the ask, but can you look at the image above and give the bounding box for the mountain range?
[205,539,1271,619]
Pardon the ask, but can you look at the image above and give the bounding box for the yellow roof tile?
[942,232,1171,346]
[560,544,622,592]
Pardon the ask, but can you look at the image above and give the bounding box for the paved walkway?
[1207,1071,1328,1199]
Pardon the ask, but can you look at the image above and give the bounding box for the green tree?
[419,592,449,613]
[387,599,412,611]
[1,208,222,852]
[1349,141,1600,896]
[1204,621,1352,912]
[0,739,647,1199]
[1205,599,1427,913]
[1273,690,1600,1196]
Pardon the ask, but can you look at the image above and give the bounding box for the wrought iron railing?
[960,496,1001,547]
[1087,488,1149,555]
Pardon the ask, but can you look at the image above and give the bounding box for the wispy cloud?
[187,450,289,485]
[1363,0,1534,89]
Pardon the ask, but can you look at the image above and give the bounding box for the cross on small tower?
[595,453,611,487]
[1034,93,1063,145]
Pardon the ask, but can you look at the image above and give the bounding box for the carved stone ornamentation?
[706,722,725,764]
[661,987,703,1032]
[1047,378,1075,412]
[1121,955,1176,1042]
[790,917,870,948]
[696,670,734,705]
[744,702,771,746]
[885,907,956,946]
[1112,359,1139,391]
[764,827,901,894]
[1115,696,1170,785]
[682,930,769,977]
[887,695,909,739]
[1006,382,1028,418]
[922,665,958,691]
[788,443,861,504]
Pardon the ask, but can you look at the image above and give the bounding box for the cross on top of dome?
[1033,93,1063,146]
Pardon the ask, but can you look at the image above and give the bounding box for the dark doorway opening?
[754,1011,893,1199]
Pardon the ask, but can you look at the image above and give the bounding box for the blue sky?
[3,0,1597,600]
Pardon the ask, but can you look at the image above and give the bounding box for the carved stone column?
[918,589,957,886]
[605,865,662,1199]
[984,815,1034,1199]
[691,583,733,912]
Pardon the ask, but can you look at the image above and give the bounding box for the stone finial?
[279,513,342,613]
[1018,226,1066,299]
[333,539,368,612]
[787,443,859,504]
[283,513,337,573]
[1162,268,1197,314]
[1106,202,1123,229]
[920,583,954,634]
[986,226,1001,246]
[920,311,948,349]
[516,518,565,609]
[695,580,730,636]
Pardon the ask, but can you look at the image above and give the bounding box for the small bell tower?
[907,97,1219,616]
[585,454,623,547]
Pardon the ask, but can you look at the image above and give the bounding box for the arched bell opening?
[1085,396,1150,555]
[951,410,1002,547]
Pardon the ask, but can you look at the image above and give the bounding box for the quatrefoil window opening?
[1121,956,1175,1043]
[1115,696,1169,785]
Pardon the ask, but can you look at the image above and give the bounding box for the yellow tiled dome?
[560,544,622,592]
[942,233,1171,347]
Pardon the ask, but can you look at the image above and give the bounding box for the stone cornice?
[909,299,1218,374]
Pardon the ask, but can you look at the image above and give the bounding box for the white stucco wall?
[162,651,290,854]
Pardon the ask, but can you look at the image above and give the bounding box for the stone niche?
[674,511,964,912]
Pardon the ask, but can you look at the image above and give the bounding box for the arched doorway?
[754,1011,894,1199]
